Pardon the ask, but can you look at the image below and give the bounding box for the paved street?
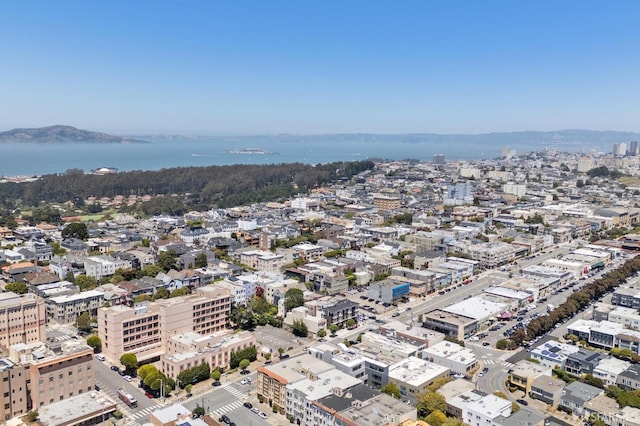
[181,373,271,426]
[94,358,163,425]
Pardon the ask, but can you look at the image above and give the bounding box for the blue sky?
[1,1,639,134]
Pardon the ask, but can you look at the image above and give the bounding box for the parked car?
[251,407,260,414]
[259,412,268,420]
[123,375,133,382]
[95,354,105,361]
[220,415,231,424]
[244,402,253,409]
[110,365,119,372]
[240,369,251,375]
[145,392,154,399]
[516,399,528,406]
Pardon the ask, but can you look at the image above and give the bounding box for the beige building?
[98,286,231,362]
[0,340,95,419]
[24,341,95,409]
[0,358,29,420]
[508,359,552,395]
[257,354,334,412]
[373,194,401,210]
[161,330,255,380]
[0,292,46,351]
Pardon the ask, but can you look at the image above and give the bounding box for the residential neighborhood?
[3,147,640,425]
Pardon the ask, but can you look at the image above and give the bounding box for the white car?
[123,375,132,382]
[240,378,251,385]
[259,412,268,419]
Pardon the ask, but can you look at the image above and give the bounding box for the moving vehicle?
[117,389,138,408]
[547,304,555,313]
[95,354,105,361]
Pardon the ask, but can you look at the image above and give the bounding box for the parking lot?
[253,325,305,352]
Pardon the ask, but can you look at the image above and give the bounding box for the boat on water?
[225,148,277,155]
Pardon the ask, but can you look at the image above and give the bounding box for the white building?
[83,256,130,280]
[462,394,512,426]
[423,341,477,376]
[388,356,449,401]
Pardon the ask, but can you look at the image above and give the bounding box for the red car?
[144,392,155,399]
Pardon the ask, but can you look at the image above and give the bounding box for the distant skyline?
[1,1,639,135]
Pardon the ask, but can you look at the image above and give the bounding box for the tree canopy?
[120,353,138,371]
[86,335,101,350]
[61,222,89,240]
[5,282,28,294]
[284,288,304,311]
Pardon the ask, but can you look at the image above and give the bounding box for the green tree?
[157,250,178,272]
[588,414,607,426]
[76,311,92,332]
[292,320,308,337]
[25,411,39,422]
[138,264,162,278]
[239,359,251,370]
[278,347,285,357]
[194,253,208,268]
[5,282,28,294]
[317,329,327,338]
[416,392,446,418]
[184,384,193,394]
[86,335,101,351]
[170,287,191,298]
[75,274,97,292]
[61,222,89,240]
[120,353,138,372]
[284,288,304,311]
[135,294,152,303]
[329,324,340,336]
[345,318,356,329]
[153,287,170,300]
[192,405,205,418]
[427,377,452,393]
[381,382,401,399]
[210,369,221,383]
[137,364,158,382]
[425,410,447,426]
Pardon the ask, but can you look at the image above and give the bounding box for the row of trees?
[0,161,375,211]
[229,345,257,370]
[509,257,640,346]
[177,362,210,386]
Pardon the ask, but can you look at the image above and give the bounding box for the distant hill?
[0,125,148,144]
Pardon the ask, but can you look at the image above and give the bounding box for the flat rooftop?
[38,392,116,425]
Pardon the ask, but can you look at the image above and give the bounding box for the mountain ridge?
[0,125,148,144]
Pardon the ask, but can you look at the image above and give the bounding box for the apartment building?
[0,340,95,418]
[467,242,515,267]
[161,330,255,380]
[98,286,231,362]
[83,255,130,280]
[0,292,46,351]
[257,354,334,413]
[20,340,95,409]
[0,358,29,420]
[46,289,105,323]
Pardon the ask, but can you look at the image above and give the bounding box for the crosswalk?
[126,404,163,424]
[54,334,73,342]
[221,383,246,399]
[481,359,514,368]
[211,400,244,418]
